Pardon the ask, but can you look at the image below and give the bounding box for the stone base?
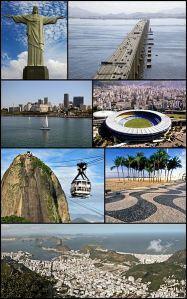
[23,66,49,80]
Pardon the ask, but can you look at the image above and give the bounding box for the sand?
[106,178,171,192]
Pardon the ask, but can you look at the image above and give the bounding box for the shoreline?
[1,114,92,119]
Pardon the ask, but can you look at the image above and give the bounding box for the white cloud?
[47,59,67,79]
[147,239,172,253]
[2,51,27,79]
[2,51,67,79]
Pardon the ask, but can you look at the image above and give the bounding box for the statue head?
[32,6,39,15]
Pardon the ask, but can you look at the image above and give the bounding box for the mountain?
[126,249,186,291]
[1,258,56,298]
[69,6,185,19]
[166,249,186,265]
[1,153,70,223]
[72,217,90,223]
[69,7,101,18]
[72,213,103,223]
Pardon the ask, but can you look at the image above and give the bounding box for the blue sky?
[2,81,92,107]
[1,149,104,222]
[106,148,186,179]
[1,1,67,79]
[1,224,186,236]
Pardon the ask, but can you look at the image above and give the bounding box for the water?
[1,233,185,260]
[1,116,92,147]
[69,18,186,79]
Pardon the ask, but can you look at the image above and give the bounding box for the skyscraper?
[64,93,69,108]
[44,97,48,104]
[73,96,84,108]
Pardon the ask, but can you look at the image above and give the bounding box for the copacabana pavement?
[105,181,186,223]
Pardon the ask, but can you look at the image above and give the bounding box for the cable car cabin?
[70,162,91,198]
[71,179,91,197]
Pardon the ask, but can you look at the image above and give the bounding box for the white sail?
[40,115,50,130]
[45,116,48,128]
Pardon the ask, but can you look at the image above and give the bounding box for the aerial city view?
[1,81,92,147]
[93,81,186,147]
[105,148,186,223]
[1,224,186,298]
[1,148,104,223]
[1,0,186,298]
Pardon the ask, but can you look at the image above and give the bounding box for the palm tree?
[110,156,122,181]
[140,156,147,181]
[149,149,169,182]
[145,160,154,182]
[118,156,125,181]
[134,152,145,181]
[111,151,182,184]
[167,157,182,182]
[155,149,169,182]
[123,155,134,180]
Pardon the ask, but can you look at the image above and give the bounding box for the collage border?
[1,0,186,227]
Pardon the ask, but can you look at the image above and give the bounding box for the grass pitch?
[125,118,152,128]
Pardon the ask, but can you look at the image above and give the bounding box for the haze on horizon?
[1,224,186,237]
[69,1,186,15]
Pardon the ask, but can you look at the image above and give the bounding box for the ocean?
[1,233,185,260]
[1,116,92,147]
[68,18,186,79]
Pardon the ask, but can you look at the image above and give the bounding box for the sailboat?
[40,115,50,130]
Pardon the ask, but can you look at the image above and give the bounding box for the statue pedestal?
[23,66,49,80]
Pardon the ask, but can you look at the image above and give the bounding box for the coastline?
[1,114,92,119]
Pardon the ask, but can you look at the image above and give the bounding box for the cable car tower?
[71,162,91,198]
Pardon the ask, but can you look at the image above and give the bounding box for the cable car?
[71,162,91,198]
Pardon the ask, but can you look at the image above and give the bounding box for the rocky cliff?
[1,153,70,223]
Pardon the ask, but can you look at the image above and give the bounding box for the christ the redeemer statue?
[5,6,64,79]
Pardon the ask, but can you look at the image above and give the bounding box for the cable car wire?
[68,198,104,217]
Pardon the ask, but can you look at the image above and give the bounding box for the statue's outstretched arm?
[43,16,64,25]
[3,15,13,18]
[4,15,27,24]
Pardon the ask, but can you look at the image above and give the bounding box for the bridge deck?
[94,20,150,80]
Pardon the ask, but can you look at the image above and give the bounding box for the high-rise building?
[24,102,32,111]
[44,97,48,104]
[73,96,84,108]
[38,99,43,104]
[19,104,23,112]
[64,94,69,108]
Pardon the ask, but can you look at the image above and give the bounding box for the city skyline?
[2,81,92,107]
[1,223,185,236]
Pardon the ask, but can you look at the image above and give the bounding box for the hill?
[166,249,186,265]
[1,153,70,223]
[1,258,55,298]
[126,249,186,291]
[80,245,139,265]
